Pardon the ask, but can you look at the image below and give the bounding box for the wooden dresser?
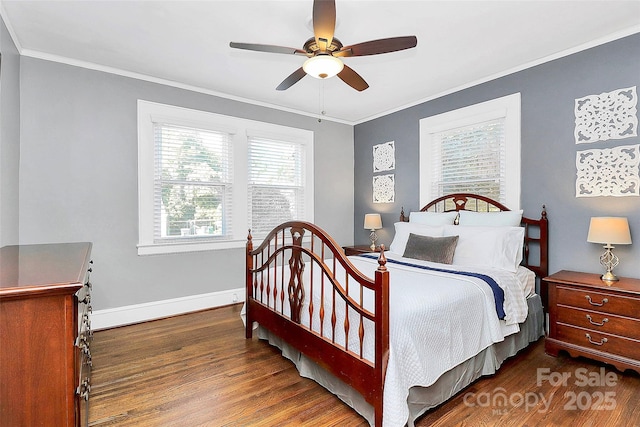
[544,270,640,374]
[0,242,93,426]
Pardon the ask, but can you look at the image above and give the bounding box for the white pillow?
[389,222,444,255]
[443,225,525,273]
[409,211,458,225]
[458,210,523,227]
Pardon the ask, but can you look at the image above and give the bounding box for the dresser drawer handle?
[586,314,609,326]
[76,378,91,401]
[585,295,608,306]
[585,333,608,346]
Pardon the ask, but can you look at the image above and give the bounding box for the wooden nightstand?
[342,245,381,256]
[544,270,640,374]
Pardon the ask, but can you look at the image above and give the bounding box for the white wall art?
[576,144,640,197]
[575,86,638,144]
[373,141,395,172]
[373,174,395,203]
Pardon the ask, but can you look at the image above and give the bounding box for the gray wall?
[17,58,354,311]
[354,33,640,280]
[0,16,20,246]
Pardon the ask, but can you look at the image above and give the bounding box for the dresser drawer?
[556,305,640,341]
[556,285,639,319]
[556,324,640,361]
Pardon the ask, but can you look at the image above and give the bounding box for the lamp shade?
[364,213,382,230]
[303,54,344,79]
[587,217,632,245]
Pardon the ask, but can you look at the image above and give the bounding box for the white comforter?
[250,252,533,427]
[345,252,531,426]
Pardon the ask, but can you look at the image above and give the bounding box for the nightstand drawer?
[556,305,640,341]
[556,285,639,319]
[556,324,640,361]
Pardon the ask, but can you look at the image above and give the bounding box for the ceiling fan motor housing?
[303,37,344,55]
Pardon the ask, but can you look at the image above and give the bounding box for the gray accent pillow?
[402,234,459,264]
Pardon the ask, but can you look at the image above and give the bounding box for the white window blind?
[419,93,521,209]
[248,136,306,237]
[138,100,314,255]
[153,123,233,242]
[431,118,506,204]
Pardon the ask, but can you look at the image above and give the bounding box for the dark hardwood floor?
[89,304,640,426]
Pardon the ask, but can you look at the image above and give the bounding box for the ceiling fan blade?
[335,36,417,57]
[276,67,307,91]
[337,64,369,92]
[230,42,306,55]
[313,0,336,52]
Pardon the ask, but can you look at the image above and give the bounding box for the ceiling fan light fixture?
[303,54,344,79]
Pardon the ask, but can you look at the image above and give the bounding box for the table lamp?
[364,213,382,251]
[587,216,632,282]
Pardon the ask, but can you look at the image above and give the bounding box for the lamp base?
[601,271,619,282]
[599,245,620,283]
[369,230,378,252]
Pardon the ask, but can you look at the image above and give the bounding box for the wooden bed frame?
[245,193,548,427]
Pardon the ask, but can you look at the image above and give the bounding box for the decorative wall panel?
[373,141,395,172]
[574,86,638,144]
[373,174,395,203]
[576,144,640,197]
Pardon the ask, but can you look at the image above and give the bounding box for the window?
[138,101,313,255]
[248,135,306,238]
[154,123,232,241]
[419,93,521,209]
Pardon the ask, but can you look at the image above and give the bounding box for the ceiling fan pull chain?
[318,80,326,122]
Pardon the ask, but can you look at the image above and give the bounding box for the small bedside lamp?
[364,213,382,251]
[587,217,632,282]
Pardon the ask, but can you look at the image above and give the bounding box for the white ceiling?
[2,1,640,124]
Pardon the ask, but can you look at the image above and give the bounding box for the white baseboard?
[91,288,245,330]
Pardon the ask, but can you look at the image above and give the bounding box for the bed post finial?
[247,229,253,252]
[399,207,406,222]
[377,245,387,271]
[541,204,547,220]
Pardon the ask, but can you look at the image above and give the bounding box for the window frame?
[137,100,314,255]
[418,93,521,210]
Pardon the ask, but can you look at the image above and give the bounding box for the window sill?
[137,239,247,255]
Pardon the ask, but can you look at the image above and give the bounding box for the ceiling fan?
[229,0,417,92]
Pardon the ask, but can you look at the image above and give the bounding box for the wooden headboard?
[399,193,548,280]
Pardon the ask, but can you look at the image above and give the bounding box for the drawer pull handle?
[76,379,91,401]
[585,295,608,306]
[585,333,608,346]
[586,314,609,326]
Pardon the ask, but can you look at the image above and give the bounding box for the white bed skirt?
[257,293,545,427]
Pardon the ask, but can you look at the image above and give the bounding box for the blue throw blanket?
[359,254,506,320]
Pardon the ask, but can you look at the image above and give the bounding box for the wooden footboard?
[245,221,389,427]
